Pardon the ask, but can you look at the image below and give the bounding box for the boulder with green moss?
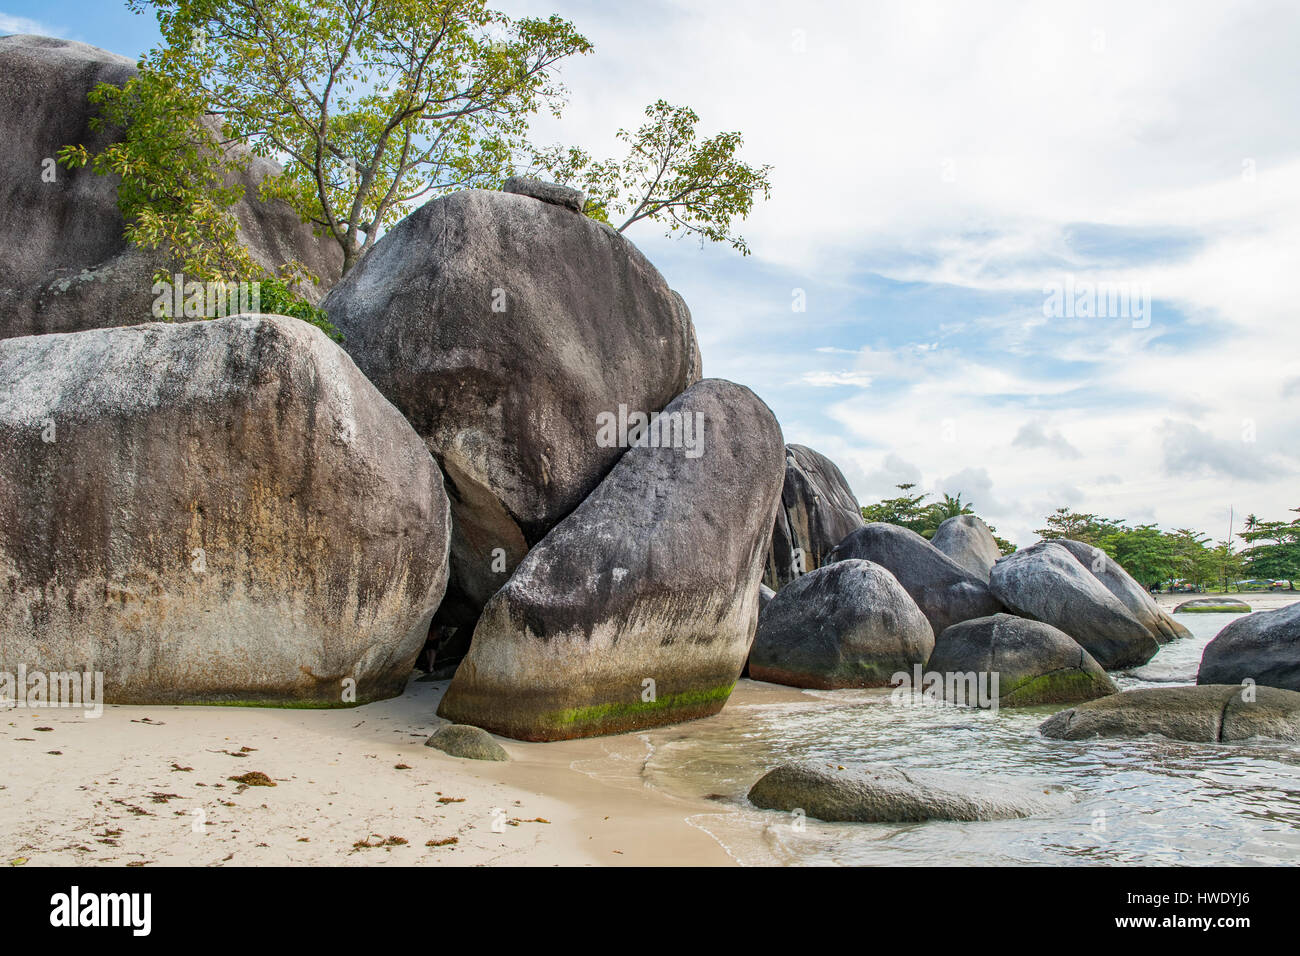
[437,379,785,741]
[928,614,1116,707]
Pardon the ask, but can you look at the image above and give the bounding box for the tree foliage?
[128,0,593,273]
[530,99,772,255]
[860,484,1016,554]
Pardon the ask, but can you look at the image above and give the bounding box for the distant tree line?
[864,487,1299,591]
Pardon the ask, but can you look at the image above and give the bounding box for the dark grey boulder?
[763,444,864,590]
[747,762,1071,823]
[424,724,509,761]
[0,316,450,704]
[436,379,785,741]
[758,584,776,613]
[826,523,1002,638]
[1176,597,1251,613]
[324,188,702,629]
[1055,539,1191,642]
[927,614,1116,708]
[930,515,1001,582]
[1039,684,1300,742]
[989,541,1159,669]
[1198,602,1300,691]
[502,176,585,212]
[749,559,932,689]
[0,35,341,340]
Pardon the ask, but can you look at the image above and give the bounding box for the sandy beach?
[1,679,820,867]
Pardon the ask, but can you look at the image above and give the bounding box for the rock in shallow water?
[323,188,701,629]
[989,541,1159,669]
[928,613,1116,708]
[0,315,450,704]
[749,559,932,689]
[1054,539,1190,643]
[436,378,786,741]
[1198,602,1300,692]
[1176,597,1251,613]
[747,762,1071,823]
[1038,684,1300,742]
[425,724,510,761]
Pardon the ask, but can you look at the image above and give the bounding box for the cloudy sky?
[6,0,1298,546]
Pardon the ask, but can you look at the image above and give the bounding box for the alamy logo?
[0,666,103,718]
[151,273,261,319]
[49,886,151,936]
[1042,276,1151,328]
[595,404,706,459]
[890,664,1000,712]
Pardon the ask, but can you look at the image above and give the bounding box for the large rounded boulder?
[1198,602,1300,691]
[749,559,933,689]
[989,541,1159,669]
[436,379,785,741]
[928,614,1117,708]
[0,316,450,703]
[1054,539,1190,643]
[324,187,702,628]
[762,444,864,590]
[826,523,1002,637]
[0,35,341,340]
[930,515,1002,581]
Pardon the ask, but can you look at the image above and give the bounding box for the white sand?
[0,678,751,867]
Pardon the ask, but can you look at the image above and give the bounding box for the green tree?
[1238,508,1300,588]
[530,99,772,255]
[1097,524,1175,589]
[1034,507,1126,546]
[861,483,933,535]
[861,484,1014,551]
[102,0,593,275]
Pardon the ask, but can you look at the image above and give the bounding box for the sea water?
[629,607,1300,865]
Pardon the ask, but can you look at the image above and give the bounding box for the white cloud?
[0,14,64,37]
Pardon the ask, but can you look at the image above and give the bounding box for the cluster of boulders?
[0,35,781,739]
[747,514,1183,709]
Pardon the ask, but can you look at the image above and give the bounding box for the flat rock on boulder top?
[501,176,586,212]
[749,559,933,689]
[928,613,1116,708]
[324,188,702,628]
[436,378,786,741]
[826,523,1002,637]
[1054,539,1190,643]
[1038,684,1300,742]
[1198,602,1300,692]
[0,35,341,339]
[989,541,1159,670]
[763,443,864,590]
[930,515,1002,582]
[0,315,450,704]
[747,762,1071,823]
